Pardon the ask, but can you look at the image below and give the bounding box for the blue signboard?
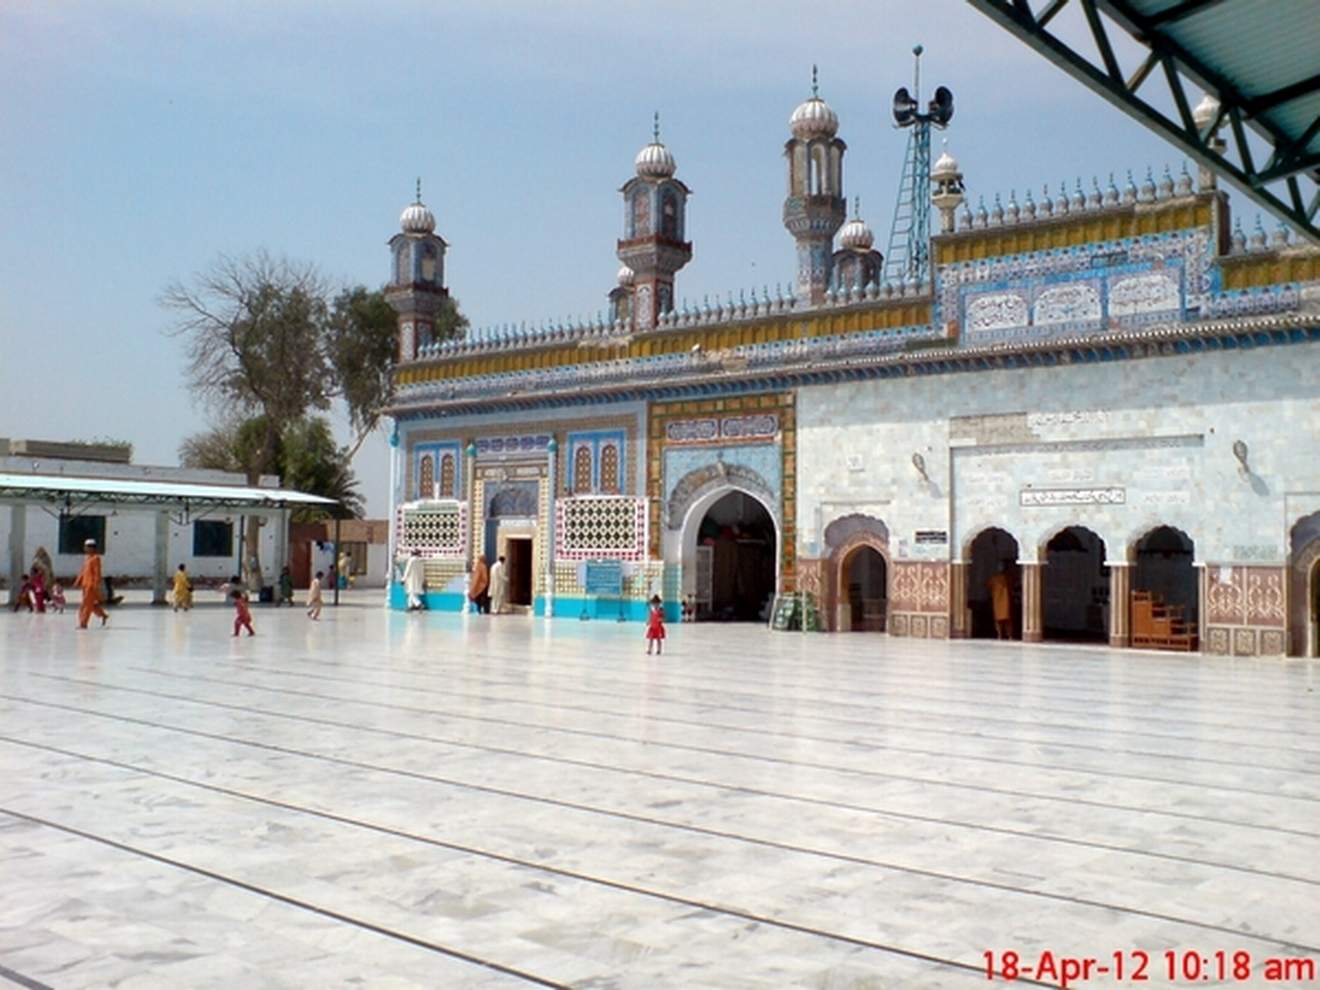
[583,559,623,596]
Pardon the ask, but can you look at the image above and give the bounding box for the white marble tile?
[1,602,1318,987]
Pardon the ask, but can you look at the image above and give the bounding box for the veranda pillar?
[1021,562,1043,643]
[949,561,969,638]
[1108,563,1131,648]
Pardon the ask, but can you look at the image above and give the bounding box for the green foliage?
[329,287,468,458]
[328,287,397,444]
[179,415,362,520]
[278,417,364,520]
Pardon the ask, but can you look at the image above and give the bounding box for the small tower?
[831,199,884,292]
[931,143,965,234]
[783,66,846,305]
[385,180,450,362]
[608,265,635,325]
[617,114,691,331]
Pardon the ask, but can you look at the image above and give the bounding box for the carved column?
[949,562,969,638]
[545,437,558,617]
[1108,564,1131,648]
[1021,563,1043,643]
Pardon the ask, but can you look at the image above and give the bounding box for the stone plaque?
[1020,487,1126,507]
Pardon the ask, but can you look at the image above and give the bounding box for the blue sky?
[0,1,1241,515]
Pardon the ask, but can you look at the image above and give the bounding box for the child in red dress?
[231,589,255,637]
[645,594,665,655]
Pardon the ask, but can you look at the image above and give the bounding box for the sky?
[0,0,1257,516]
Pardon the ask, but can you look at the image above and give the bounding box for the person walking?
[489,555,508,614]
[469,554,490,614]
[277,566,294,607]
[231,589,255,637]
[172,564,193,612]
[646,595,666,655]
[75,539,109,629]
[402,550,426,611]
[988,565,1013,640]
[307,570,325,620]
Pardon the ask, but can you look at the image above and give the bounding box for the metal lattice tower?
[884,45,952,285]
[884,120,932,284]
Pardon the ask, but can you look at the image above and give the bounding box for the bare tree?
[163,252,333,589]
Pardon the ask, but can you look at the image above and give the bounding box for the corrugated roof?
[0,473,336,508]
[1123,0,1320,155]
[966,0,1320,243]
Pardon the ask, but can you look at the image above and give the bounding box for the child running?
[231,589,255,637]
[645,594,666,655]
[307,570,324,620]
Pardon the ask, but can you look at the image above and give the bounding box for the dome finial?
[811,64,819,98]
[415,177,422,203]
[653,110,660,143]
[853,195,861,218]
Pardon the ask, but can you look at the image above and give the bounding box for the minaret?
[931,143,965,234]
[617,114,692,331]
[385,179,449,362]
[783,66,846,305]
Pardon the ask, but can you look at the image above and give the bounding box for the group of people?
[10,546,65,615]
[399,550,513,614]
[400,548,667,653]
[11,540,106,628]
[12,541,332,636]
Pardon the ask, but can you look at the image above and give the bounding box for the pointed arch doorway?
[842,545,888,631]
[684,489,778,622]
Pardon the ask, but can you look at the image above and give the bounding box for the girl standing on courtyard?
[231,589,255,637]
[646,595,666,655]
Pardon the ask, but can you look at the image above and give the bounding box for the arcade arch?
[822,514,890,633]
[965,528,1020,640]
[1041,526,1109,643]
[1288,511,1320,656]
[1130,525,1198,651]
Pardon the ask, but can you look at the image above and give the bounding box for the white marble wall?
[1,507,278,583]
[797,343,1320,565]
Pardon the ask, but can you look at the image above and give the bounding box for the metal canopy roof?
[965,0,1320,244]
[0,473,336,511]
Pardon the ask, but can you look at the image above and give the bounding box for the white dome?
[616,265,635,286]
[932,148,960,179]
[400,200,435,235]
[635,141,676,178]
[1192,93,1220,131]
[839,216,874,251]
[790,96,838,140]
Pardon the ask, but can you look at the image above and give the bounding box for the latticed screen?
[557,496,645,560]
[399,505,465,557]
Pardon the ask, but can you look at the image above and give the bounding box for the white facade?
[797,345,1320,566]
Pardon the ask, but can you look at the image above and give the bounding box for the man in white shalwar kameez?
[402,550,426,611]
[490,555,509,615]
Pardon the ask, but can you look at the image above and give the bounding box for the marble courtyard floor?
[1,599,1319,989]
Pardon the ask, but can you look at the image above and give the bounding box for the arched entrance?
[1288,512,1320,656]
[842,546,887,631]
[1132,525,1197,651]
[967,528,1020,640]
[1042,526,1109,643]
[692,490,777,621]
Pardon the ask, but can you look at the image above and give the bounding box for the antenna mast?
[884,45,953,285]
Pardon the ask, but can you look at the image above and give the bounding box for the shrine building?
[382,83,1320,659]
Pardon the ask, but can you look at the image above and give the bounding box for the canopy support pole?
[7,505,26,607]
